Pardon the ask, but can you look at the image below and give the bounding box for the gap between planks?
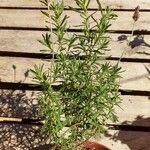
[1,27,150,35]
[0,51,149,63]
[0,82,150,96]
[0,6,149,12]
[0,117,150,132]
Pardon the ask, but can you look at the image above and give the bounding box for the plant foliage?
[31,0,122,149]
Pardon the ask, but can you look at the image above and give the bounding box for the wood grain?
[113,96,150,127]
[0,9,149,31]
[0,1,149,149]
[0,57,149,91]
[0,90,40,119]
[0,123,149,150]
[0,92,150,127]
[0,123,45,150]
[98,129,150,150]
[0,0,150,10]
[0,57,49,84]
[0,30,149,60]
[0,0,43,8]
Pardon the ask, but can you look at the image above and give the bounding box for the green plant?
[31,0,122,149]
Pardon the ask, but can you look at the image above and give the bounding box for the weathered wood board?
[0,1,149,150]
[0,9,149,31]
[113,96,150,127]
[0,92,149,127]
[98,129,150,150]
[0,57,149,91]
[0,57,48,83]
[0,124,45,150]
[0,123,149,150]
[0,0,150,10]
[0,30,149,60]
[0,90,40,119]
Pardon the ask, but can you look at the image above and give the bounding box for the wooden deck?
[0,1,149,149]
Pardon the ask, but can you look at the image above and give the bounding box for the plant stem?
[128,21,136,45]
[47,1,55,84]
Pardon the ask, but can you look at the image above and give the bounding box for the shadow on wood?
[0,90,39,119]
[117,33,150,55]
[0,123,48,150]
[106,116,150,150]
[32,144,51,150]
[0,89,47,149]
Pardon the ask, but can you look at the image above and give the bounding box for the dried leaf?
[133,5,140,22]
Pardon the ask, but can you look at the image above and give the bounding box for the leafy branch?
[31,0,122,150]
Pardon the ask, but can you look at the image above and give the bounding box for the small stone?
[32,99,38,105]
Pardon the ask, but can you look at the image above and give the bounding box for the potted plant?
[31,0,122,149]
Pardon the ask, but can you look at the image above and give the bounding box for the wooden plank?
[0,123,149,150]
[98,0,150,10]
[0,0,150,10]
[0,30,150,60]
[0,124,45,150]
[97,129,150,150]
[0,92,150,127]
[119,62,150,91]
[107,33,150,60]
[0,0,43,8]
[0,57,149,91]
[0,57,49,84]
[113,96,150,127]
[0,90,40,119]
[0,9,149,31]
[0,9,44,28]
[0,30,42,53]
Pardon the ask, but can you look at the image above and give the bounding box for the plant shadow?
[32,144,51,150]
[0,89,51,150]
[0,89,39,119]
[106,116,150,150]
[117,33,150,55]
[0,123,49,150]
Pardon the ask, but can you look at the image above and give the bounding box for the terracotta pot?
[83,140,111,150]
